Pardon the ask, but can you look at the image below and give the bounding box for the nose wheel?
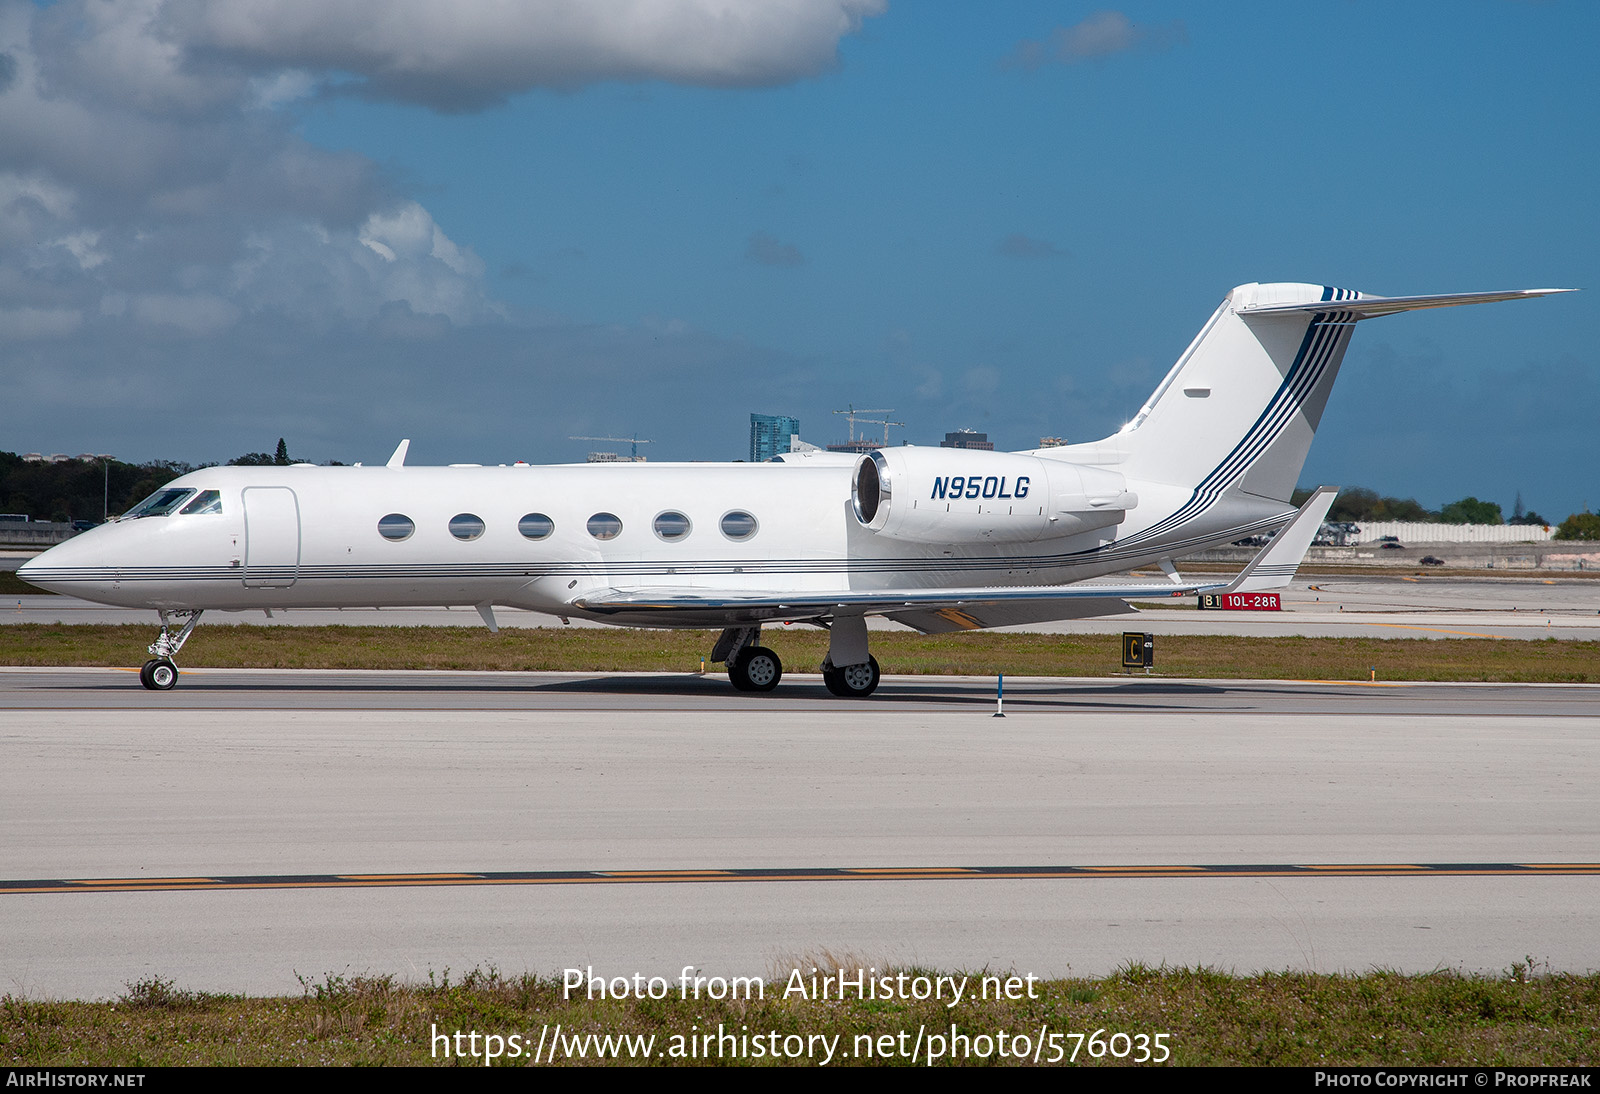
[139,658,179,691]
[138,609,203,691]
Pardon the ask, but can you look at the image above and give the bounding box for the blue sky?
[2,1,1595,518]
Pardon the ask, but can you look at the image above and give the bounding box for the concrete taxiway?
[2,667,1597,1000]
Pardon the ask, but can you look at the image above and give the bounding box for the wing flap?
[888,598,1139,634]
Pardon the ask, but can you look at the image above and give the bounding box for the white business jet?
[20,282,1568,694]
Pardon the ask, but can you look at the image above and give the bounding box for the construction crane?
[831,406,901,447]
[569,434,653,461]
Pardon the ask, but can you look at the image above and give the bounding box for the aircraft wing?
[574,488,1338,632]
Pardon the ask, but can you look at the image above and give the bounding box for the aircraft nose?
[16,534,102,594]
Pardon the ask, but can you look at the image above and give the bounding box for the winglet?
[1223,486,1339,593]
[386,439,410,468]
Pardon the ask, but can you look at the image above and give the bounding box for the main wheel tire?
[822,666,847,696]
[729,646,783,693]
[140,658,178,691]
[826,655,880,698]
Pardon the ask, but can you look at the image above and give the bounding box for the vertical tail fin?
[1088,283,1569,505]
[1115,283,1358,504]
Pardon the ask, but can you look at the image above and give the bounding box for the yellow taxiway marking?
[1372,622,1513,639]
[9,863,1600,895]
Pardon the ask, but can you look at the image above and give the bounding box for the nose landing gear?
[139,610,203,691]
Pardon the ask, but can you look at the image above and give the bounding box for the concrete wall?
[1354,521,1555,544]
[0,523,78,548]
[1192,540,1600,571]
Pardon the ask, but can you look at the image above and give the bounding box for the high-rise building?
[750,413,800,462]
[938,429,994,451]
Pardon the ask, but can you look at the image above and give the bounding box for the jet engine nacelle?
[851,448,1136,545]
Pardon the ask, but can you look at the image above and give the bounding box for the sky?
[1,0,1595,519]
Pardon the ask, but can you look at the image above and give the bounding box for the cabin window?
[518,513,555,540]
[377,513,415,541]
[449,513,485,541]
[720,510,758,541]
[652,511,692,541]
[586,512,623,541]
[179,490,222,515]
[125,488,195,519]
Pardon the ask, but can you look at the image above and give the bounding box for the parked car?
[1420,556,1445,566]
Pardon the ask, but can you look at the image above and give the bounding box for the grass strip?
[0,624,1595,682]
[4,964,1596,1066]
[0,572,51,596]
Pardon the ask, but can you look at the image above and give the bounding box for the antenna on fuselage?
[386,439,410,468]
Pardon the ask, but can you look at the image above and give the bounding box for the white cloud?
[166,0,887,110]
[0,0,883,458]
[129,291,241,335]
[56,230,108,270]
[0,305,83,339]
[0,0,877,340]
[1006,10,1187,69]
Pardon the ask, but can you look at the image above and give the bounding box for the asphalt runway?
[3,667,1598,1000]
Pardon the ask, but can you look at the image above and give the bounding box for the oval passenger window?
[653,511,692,541]
[720,510,758,540]
[518,513,555,540]
[449,513,485,541]
[377,513,414,541]
[587,513,623,541]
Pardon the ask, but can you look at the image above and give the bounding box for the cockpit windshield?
[124,487,195,519]
[179,490,222,515]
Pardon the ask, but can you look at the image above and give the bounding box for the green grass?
[0,624,1594,682]
[4,964,1596,1066]
[0,571,51,596]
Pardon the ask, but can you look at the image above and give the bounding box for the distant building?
[1038,436,1067,448]
[585,451,646,463]
[824,439,884,455]
[750,413,800,463]
[939,429,994,451]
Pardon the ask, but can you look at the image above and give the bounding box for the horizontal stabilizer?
[1237,288,1572,319]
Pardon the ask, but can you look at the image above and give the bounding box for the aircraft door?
[242,487,300,588]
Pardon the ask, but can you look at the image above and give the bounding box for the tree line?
[0,440,329,523]
[1289,486,1598,541]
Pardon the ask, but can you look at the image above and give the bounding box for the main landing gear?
[822,655,881,698]
[708,616,881,698]
[728,644,783,693]
[139,610,202,691]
